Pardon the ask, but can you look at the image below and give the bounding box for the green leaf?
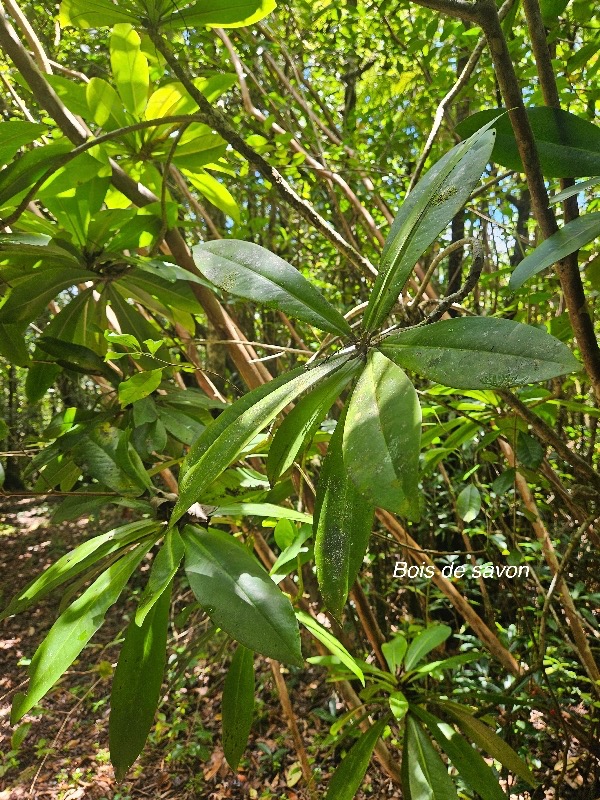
[135,529,184,626]
[296,610,364,685]
[509,212,600,290]
[171,356,356,527]
[119,369,163,407]
[106,331,140,351]
[457,108,600,178]
[0,121,47,167]
[456,485,481,523]
[270,525,312,579]
[167,0,276,29]
[0,323,30,366]
[410,653,479,677]
[37,337,114,377]
[314,407,374,619]
[492,468,516,495]
[11,542,152,723]
[109,581,170,781]
[404,715,458,800]
[438,701,538,787]
[0,267,96,325]
[86,78,129,130]
[382,634,408,675]
[274,518,295,549]
[516,431,544,469]
[389,691,409,721]
[222,645,255,770]
[214,503,312,523]
[363,123,496,332]
[186,171,240,223]
[192,240,352,337]
[267,357,361,483]
[325,718,387,800]
[110,24,150,117]
[1,520,161,621]
[404,625,451,672]
[379,317,580,389]
[410,707,505,800]
[182,525,303,666]
[550,176,600,204]
[0,139,73,207]
[59,0,135,27]
[343,351,421,520]
[25,362,62,403]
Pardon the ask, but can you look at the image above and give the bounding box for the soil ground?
[0,499,401,800]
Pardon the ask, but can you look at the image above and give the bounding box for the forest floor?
[0,499,402,800]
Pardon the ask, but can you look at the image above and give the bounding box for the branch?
[147,25,378,277]
[422,237,484,322]
[472,0,600,401]
[496,390,600,492]
[498,438,600,690]
[0,8,272,390]
[402,0,479,21]
[407,0,516,190]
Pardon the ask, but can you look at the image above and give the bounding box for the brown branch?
[473,0,600,401]
[376,509,521,675]
[498,438,600,690]
[269,660,317,797]
[0,9,271,390]
[496,390,600,492]
[148,26,378,278]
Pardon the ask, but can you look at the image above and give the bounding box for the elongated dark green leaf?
[410,707,505,800]
[404,715,458,800]
[550,176,600,204]
[363,123,496,332]
[409,653,479,677]
[72,435,142,495]
[214,503,312,523]
[404,625,451,671]
[315,407,374,619]
[168,0,276,28]
[510,212,600,289]
[109,581,170,781]
[325,718,387,800]
[12,542,153,723]
[379,317,580,389]
[438,701,538,787]
[343,351,421,520]
[457,107,600,177]
[222,645,255,770]
[1,520,161,621]
[0,323,29,366]
[182,525,302,666]
[171,356,356,527]
[0,267,96,325]
[267,356,360,483]
[135,529,184,626]
[296,610,364,684]
[192,240,352,337]
[37,337,114,378]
